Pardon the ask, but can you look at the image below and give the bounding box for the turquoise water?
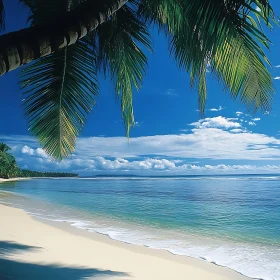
[1,176,280,279]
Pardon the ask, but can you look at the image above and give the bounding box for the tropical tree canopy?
[0,142,19,178]
[0,142,78,178]
[0,0,278,160]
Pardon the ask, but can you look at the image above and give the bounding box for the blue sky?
[1,0,280,175]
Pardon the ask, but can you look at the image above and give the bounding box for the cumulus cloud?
[252,118,260,121]
[275,65,280,68]
[236,111,243,117]
[21,145,35,155]
[190,116,240,129]
[230,129,244,133]
[248,122,256,126]
[36,148,48,158]
[9,144,280,174]
[21,145,48,158]
[2,115,280,174]
[274,77,280,80]
[179,164,280,174]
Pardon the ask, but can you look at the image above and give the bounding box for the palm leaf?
[20,37,98,160]
[212,34,273,113]
[139,0,276,112]
[17,0,277,160]
[19,0,98,160]
[93,3,152,136]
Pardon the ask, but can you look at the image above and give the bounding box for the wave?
[9,201,279,280]
[1,182,280,280]
[49,175,280,181]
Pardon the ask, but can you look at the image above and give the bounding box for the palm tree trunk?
[0,0,128,76]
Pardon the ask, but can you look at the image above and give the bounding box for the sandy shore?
[0,178,30,183]
[0,203,249,280]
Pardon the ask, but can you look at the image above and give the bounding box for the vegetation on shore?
[0,143,78,179]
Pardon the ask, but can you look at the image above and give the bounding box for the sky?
[1,0,280,175]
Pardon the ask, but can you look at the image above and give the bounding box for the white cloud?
[191,116,240,129]
[236,111,243,117]
[36,148,48,158]
[274,77,280,80]
[3,115,280,174]
[208,106,224,112]
[74,129,280,161]
[21,145,34,156]
[177,164,280,174]
[275,65,280,68]
[248,122,256,126]
[252,118,260,121]
[230,129,244,133]
[21,146,48,158]
[11,144,280,174]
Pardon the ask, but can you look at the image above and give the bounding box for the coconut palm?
[0,142,11,153]
[0,0,277,160]
[0,143,19,178]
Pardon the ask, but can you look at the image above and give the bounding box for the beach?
[0,178,30,183]
[0,203,249,280]
[1,177,279,280]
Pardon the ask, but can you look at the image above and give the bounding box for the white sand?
[0,203,249,280]
[0,178,30,183]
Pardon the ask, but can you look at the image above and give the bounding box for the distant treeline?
[17,169,78,178]
[0,142,78,179]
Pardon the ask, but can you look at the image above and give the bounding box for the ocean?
[0,175,279,280]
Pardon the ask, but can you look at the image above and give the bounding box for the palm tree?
[0,143,19,178]
[0,0,278,160]
[0,142,11,153]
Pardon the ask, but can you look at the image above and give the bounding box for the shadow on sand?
[0,241,130,279]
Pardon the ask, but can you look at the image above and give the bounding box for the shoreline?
[36,216,253,279]
[0,177,31,183]
[0,203,250,280]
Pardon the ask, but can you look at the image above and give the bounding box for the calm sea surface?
[0,175,280,280]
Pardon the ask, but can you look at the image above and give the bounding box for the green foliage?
[17,170,78,178]
[0,143,10,153]
[21,38,98,160]
[20,0,98,160]
[139,0,276,113]
[0,0,276,159]
[0,142,78,179]
[93,3,152,136]
[0,143,19,179]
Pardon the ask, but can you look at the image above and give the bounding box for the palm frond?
[16,0,277,160]
[212,34,273,113]
[20,36,98,160]
[93,3,152,136]
[139,0,276,112]
[19,0,98,160]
